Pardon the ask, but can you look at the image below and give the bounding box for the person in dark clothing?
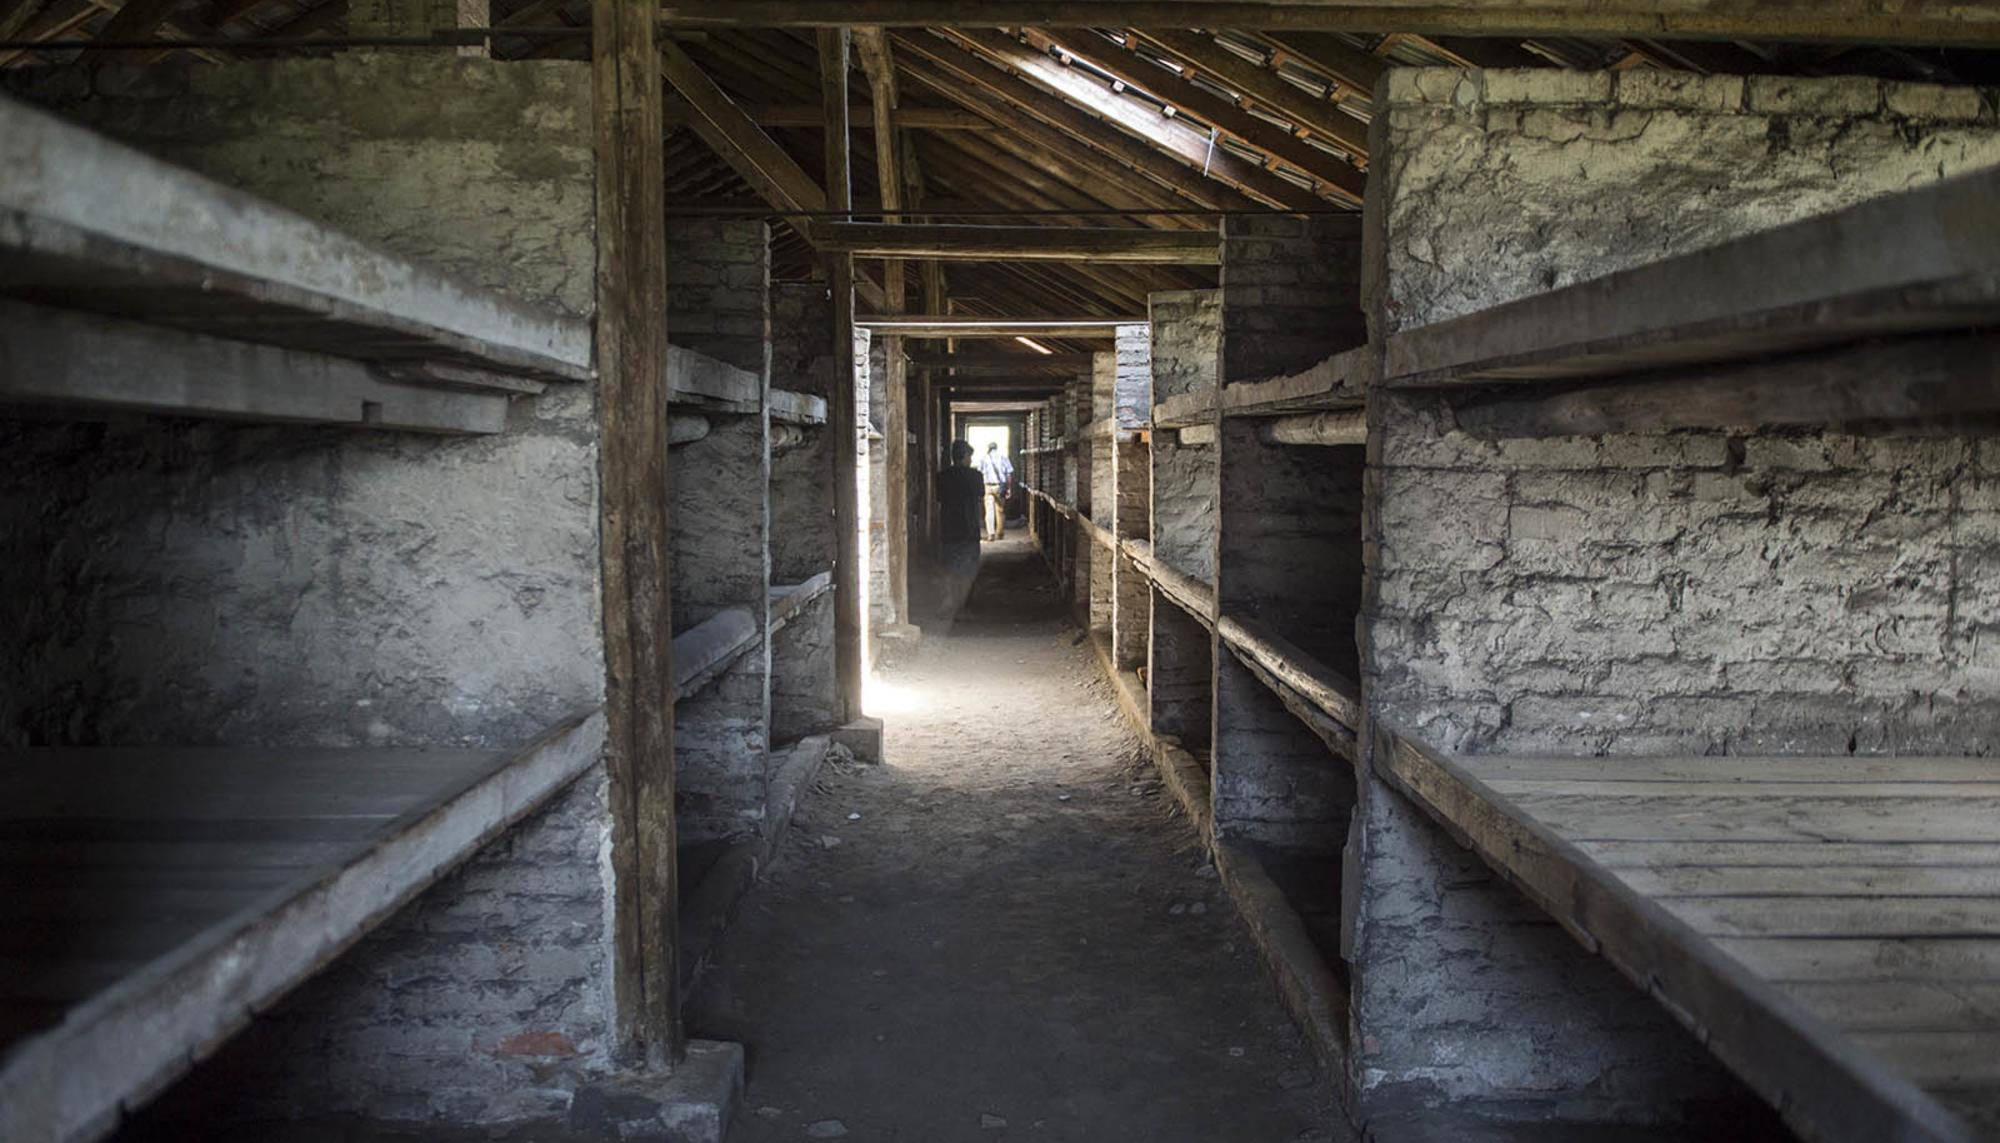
[936,440,985,618]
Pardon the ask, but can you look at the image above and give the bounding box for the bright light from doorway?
[865,676,925,717]
[964,424,1010,459]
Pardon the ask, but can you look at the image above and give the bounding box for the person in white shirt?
[976,442,1014,541]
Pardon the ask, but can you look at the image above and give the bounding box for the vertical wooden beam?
[856,27,911,626]
[593,0,680,1067]
[821,25,866,719]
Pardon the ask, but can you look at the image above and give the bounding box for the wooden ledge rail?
[672,607,760,701]
[768,571,834,633]
[1217,611,1361,733]
[666,100,989,130]
[0,95,592,384]
[1026,487,1076,518]
[1384,166,2000,389]
[0,712,608,1143]
[1143,549,1217,626]
[1258,410,1366,446]
[1080,514,1117,553]
[1177,424,1217,446]
[813,222,1221,264]
[857,315,1140,338]
[1222,345,1377,416]
[769,388,829,425]
[667,344,760,412]
[1153,388,1217,429]
[1373,725,1987,1143]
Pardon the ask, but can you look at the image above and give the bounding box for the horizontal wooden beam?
[906,349,1095,372]
[665,100,990,129]
[1258,409,1367,445]
[859,314,1140,337]
[815,222,1219,263]
[656,2,2000,47]
[1452,332,2000,438]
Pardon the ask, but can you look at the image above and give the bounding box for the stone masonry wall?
[1150,291,1221,582]
[768,284,842,743]
[0,58,619,1125]
[1352,67,2000,1128]
[1219,214,1366,382]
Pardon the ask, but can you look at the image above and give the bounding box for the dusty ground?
[690,538,1343,1143]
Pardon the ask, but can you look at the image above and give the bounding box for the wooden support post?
[821,25,866,720]
[592,0,679,1067]
[856,27,911,628]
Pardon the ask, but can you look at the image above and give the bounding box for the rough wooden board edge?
[667,344,761,411]
[0,710,608,1143]
[1217,613,1362,732]
[1222,345,1376,416]
[768,571,836,634]
[1382,166,2000,387]
[1371,724,1977,1143]
[1153,389,1218,429]
[672,608,762,701]
[0,100,593,379]
[768,388,829,425]
[0,298,510,434]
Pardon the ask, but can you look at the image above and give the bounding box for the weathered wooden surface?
[671,607,760,701]
[1385,167,2000,388]
[0,714,606,1143]
[0,95,592,385]
[858,315,1140,338]
[821,25,867,723]
[769,388,830,425]
[1221,344,1376,415]
[654,0,2000,46]
[813,222,1221,264]
[768,571,836,633]
[1381,732,1999,1143]
[1451,331,2000,438]
[0,299,511,433]
[592,0,679,1067]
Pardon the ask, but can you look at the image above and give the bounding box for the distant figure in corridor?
[977,441,1014,541]
[936,440,985,618]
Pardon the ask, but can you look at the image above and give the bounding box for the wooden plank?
[655,1,2000,47]
[593,0,680,1067]
[1622,865,2000,898]
[1661,897,2000,939]
[0,714,606,1143]
[671,607,760,701]
[1852,1032,2000,1090]
[822,25,866,724]
[1580,841,2000,869]
[770,387,829,424]
[665,99,991,129]
[1385,168,2000,387]
[1258,409,1366,446]
[860,315,1136,338]
[1463,756,2000,785]
[1783,981,2000,1034]
[1718,937,2000,983]
[1221,344,1376,415]
[939,28,1339,210]
[813,222,1221,264]
[0,96,592,383]
[1216,611,1361,731]
[1452,331,2000,438]
[1129,28,1369,157]
[1375,726,1977,1143]
[1503,793,2000,844]
[1030,28,1365,202]
[1491,780,2000,800]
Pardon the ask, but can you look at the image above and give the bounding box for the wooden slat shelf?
[1378,733,2000,1143]
[672,607,761,701]
[1221,345,1376,417]
[1120,537,1215,629]
[1216,612,1360,763]
[1383,167,2000,391]
[769,388,828,426]
[0,713,607,1143]
[1152,389,1215,429]
[768,571,833,634]
[0,96,594,406]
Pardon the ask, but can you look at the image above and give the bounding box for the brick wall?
[1219,214,1366,382]
[1353,66,2000,1129]
[0,57,619,1125]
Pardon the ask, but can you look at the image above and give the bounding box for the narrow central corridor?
[691,543,1341,1143]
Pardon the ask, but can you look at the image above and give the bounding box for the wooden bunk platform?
[0,713,605,1143]
[1380,736,2000,1143]
[0,95,594,434]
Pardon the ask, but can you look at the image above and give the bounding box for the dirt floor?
[689,538,1344,1143]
